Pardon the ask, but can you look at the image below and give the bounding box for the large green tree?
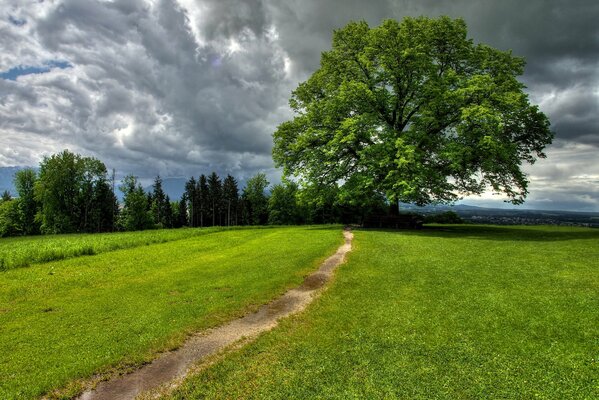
[273,17,553,206]
[35,150,115,233]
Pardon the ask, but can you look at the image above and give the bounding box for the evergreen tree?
[77,158,115,233]
[163,194,173,228]
[207,172,222,226]
[199,174,209,227]
[14,168,40,235]
[176,195,188,228]
[222,174,239,226]
[119,175,153,231]
[184,177,198,227]
[242,173,269,225]
[151,176,168,227]
[89,176,118,232]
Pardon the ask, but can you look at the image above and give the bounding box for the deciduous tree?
[35,150,115,233]
[273,17,553,207]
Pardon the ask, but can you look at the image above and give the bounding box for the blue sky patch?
[0,60,72,81]
[8,15,27,26]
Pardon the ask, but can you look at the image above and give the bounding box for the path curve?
[77,229,353,400]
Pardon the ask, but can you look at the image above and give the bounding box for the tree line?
[0,150,385,237]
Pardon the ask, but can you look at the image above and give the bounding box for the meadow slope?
[0,226,343,399]
[166,225,599,399]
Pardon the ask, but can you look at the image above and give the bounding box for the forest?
[0,150,387,237]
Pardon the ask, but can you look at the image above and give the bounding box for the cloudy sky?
[1,0,598,211]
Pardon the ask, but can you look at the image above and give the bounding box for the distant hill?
[399,202,599,228]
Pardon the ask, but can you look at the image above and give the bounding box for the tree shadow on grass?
[303,225,344,231]
[357,224,599,242]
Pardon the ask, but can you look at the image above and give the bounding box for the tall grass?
[0,227,225,270]
[0,226,343,399]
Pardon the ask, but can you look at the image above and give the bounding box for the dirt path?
[77,229,353,400]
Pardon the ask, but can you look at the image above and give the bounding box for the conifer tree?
[199,174,209,227]
[222,174,239,226]
[207,172,222,226]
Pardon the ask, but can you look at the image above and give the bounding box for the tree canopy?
[273,17,553,206]
[35,150,116,233]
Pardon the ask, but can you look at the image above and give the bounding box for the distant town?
[400,203,599,228]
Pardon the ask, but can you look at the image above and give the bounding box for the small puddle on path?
[77,229,353,400]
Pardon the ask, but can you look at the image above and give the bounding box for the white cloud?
[0,0,598,211]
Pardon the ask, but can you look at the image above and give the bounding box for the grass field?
[0,227,228,270]
[166,225,599,399]
[0,226,343,399]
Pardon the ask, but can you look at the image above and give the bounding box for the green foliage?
[119,175,153,231]
[1,190,11,202]
[173,199,186,228]
[0,199,22,239]
[0,226,226,270]
[34,150,116,234]
[0,226,343,399]
[184,173,239,228]
[273,17,553,206]
[169,226,599,399]
[222,174,239,226]
[184,176,198,227]
[199,174,209,226]
[242,173,269,225]
[296,183,341,224]
[207,172,222,226]
[150,176,172,228]
[268,181,304,225]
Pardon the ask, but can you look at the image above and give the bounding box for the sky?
[0,0,598,211]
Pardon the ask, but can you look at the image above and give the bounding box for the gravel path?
[77,229,353,400]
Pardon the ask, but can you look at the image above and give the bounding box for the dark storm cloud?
[0,0,597,209]
[1,0,288,180]
[264,0,393,78]
[196,0,268,40]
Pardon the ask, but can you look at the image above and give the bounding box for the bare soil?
[77,229,353,400]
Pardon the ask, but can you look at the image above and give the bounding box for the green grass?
[0,226,343,399]
[166,225,599,399]
[0,227,230,270]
